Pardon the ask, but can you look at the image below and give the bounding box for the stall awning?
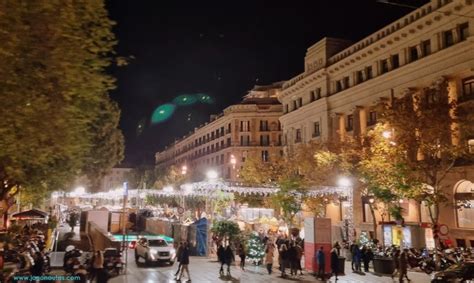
[11,209,48,219]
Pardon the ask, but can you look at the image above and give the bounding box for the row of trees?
[0,1,125,227]
[239,78,474,245]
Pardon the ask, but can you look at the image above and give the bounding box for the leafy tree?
[357,124,421,241]
[0,0,124,226]
[379,78,473,248]
[154,165,188,189]
[211,220,241,245]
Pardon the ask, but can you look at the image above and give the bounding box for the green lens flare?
[151,104,176,124]
[173,94,197,106]
[197,93,214,104]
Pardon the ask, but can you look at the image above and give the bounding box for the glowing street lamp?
[181,165,187,175]
[382,130,392,139]
[230,154,237,169]
[338,177,351,187]
[206,170,218,180]
[163,186,174,193]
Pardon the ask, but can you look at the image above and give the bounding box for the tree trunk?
[369,203,378,241]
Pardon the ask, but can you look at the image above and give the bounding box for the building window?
[310,91,316,102]
[391,54,399,69]
[459,22,469,41]
[227,137,231,147]
[298,97,303,108]
[381,59,389,74]
[409,46,418,62]
[220,154,224,165]
[242,150,248,162]
[335,80,342,92]
[240,121,250,132]
[279,150,284,157]
[227,123,231,133]
[315,88,321,99]
[367,111,377,126]
[343,76,350,89]
[346,115,354,131]
[444,30,454,47]
[356,70,364,84]
[422,40,431,56]
[293,100,297,110]
[260,120,269,131]
[285,104,289,113]
[295,129,302,143]
[261,150,269,162]
[460,77,474,102]
[240,135,250,146]
[313,122,320,137]
[366,66,373,79]
[278,134,282,146]
[468,139,474,154]
[260,135,270,146]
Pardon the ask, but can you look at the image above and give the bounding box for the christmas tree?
[247,232,265,265]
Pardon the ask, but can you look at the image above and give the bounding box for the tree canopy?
[0,0,124,219]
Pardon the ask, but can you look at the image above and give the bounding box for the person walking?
[31,251,44,277]
[398,249,411,282]
[174,242,184,278]
[264,242,275,274]
[391,249,400,280]
[223,245,234,276]
[317,246,326,280]
[363,246,374,272]
[288,241,298,276]
[330,244,339,282]
[279,241,289,278]
[217,243,225,276]
[238,242,246,271]
[295,242,304,275]
[177,242,191,282]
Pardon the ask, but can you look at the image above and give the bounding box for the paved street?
[109,250,432,283]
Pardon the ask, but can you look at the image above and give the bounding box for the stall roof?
[11,209,48,219]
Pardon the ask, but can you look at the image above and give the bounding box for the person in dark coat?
[174,242,184,277]
[288,241,298,276]
[237,242,246,270]
[223,245,234,276]
[31,252,44,276]
[317,246,326,279]
[217,243,225,275]
[279,242,289,278]
[330,244,339,281]
[177,242,191,282]
[398,249,410,283]
[362,246,373,272]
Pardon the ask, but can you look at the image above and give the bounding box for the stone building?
[277,0,474,247]
[155,82,284,181]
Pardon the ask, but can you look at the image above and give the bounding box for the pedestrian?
[317,246,326,280]
[398,249,411,282]
[351,242,360,271]
[31,251,44,276]
[264,242,275,274]
[391,249,400,280]
[174,242,184,278]
[330,243,340,281]
[295,241,304,275]
[91,250,104,282]
[177,242,191,282]
[238,242,246,270]
[363,246,373,272]
[217,243,225,275]
[223,245,234,276]
[354,244,362,272]
[288,241,298,276]
[279,241,289,278]
[75,265,88,283]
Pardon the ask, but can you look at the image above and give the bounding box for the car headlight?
[170,249,176,255]
[149,248,157,254]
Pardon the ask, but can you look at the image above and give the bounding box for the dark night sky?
[106,0,428,166]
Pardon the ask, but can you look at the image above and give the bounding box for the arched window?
[454,180,474,228]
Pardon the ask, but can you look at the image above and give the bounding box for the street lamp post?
[121,182,128,275]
